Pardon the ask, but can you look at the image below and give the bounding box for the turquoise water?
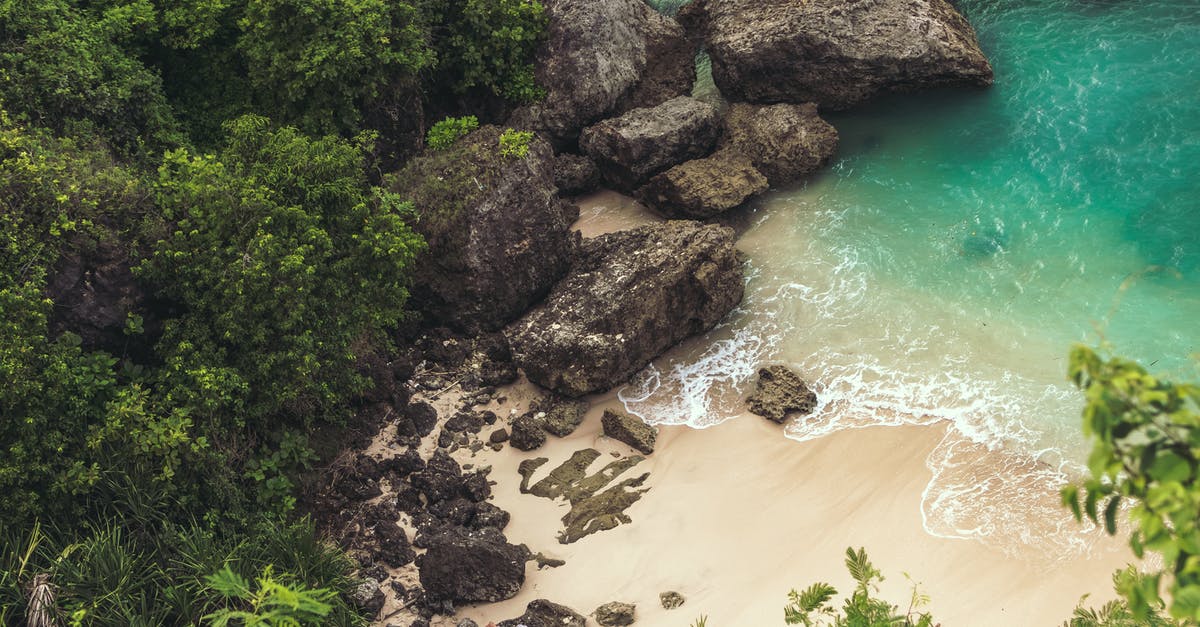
[623,0,1200,553]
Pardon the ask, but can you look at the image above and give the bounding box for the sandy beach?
[447,386,1131,626]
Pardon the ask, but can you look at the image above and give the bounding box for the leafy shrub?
[783,547,934,627]
[429,0,548,102]
[202,565,334,626]
[427,116,480,150]
[1063,346,1200,621]
[499,128,534,159]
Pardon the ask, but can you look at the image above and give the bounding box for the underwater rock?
[961,224,1010,257]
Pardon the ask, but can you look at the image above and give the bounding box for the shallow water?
[624,0,1200,554]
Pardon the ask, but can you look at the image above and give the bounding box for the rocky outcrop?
[638,149,768,218]
[498,599,587,627]
[510,0,696,148]
[697,0,993,109]
[722,103,839,186]
[746,365,818,423]
[580,97,721,191]
[47,237,146,355]
[417,526,527,603]
[391,125,578,332]
[554,153,601,196]
[595,601,637,626]
[506,221,744,397]
[601,410,658,455]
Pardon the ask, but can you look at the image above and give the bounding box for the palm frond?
[844,547,882,588]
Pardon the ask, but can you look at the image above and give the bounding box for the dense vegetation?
[0,0,546,623]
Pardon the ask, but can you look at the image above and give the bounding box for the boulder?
[746,365,818,423]
[595,601,637,626]
[638,149,768,218]
[509,0,695,148]
[507,221,744,397]
[534,395,591,437]
[721,103,839,186]
[554,153,602,196]
[510,413,548,451]
[488,428,510,444]
[417,527,527,604]
[499,599,587,627]
[601,410,658,455]
[410,450,464,504]
[47,237,147,355]
[391,125,577,332]
[350,578,385,617]
[698,0,993,109]
[580,97,721,191]
[397,401,438,439]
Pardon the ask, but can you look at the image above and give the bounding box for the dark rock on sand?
[601,409,658,455]
[595,601,637,626]
[746,365,818,423]
[534,395,591,437]
[350,578,385,616]
[498,599,587,627]
[580,96,721,191]
[510,413,548,451]
[410,450,464,504]
[417,527,527,604]
[507,221,744,397]
[660,591,686,609]
[509,0,695,148]
[698,0,994,109]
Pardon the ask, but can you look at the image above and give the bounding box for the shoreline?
[445,383,1132,626]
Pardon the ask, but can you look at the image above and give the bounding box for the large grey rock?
[746,365,818,423]
[580,96,721,191]
[722,103,839,186]
[638,149,768,218]
[499,599,586,627]
[698,0,993,109]
[507,221,744,397]
[554,153,601,195]
[601,410,658,455]
[391,126,577,332]
[510,0,696,148]
[417,527,527,603]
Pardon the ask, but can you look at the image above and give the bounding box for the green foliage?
[426,115,480,150]
[202,565,334,626]
[1064,568,1181,626]
[139,115,424,430]
[0,0,185,159]
[1063,345,1200,621]
[499,128,534,159]
[429,0,547,102]
[690,615,708,627]
[783,547,935,627]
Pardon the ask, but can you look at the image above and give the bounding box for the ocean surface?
[626,0,1200,554]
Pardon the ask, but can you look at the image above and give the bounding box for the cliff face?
[697,0,994,109]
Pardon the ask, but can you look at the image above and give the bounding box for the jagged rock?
[746,365,818,423]
[498,599,587,627]
[469,501,511,531]
[534,395,591,437]
[721,103,838,186]
[350,578,385,617]
[601,410,658,455]
[428,498,478,527]
[445,411,485,434]
[383,449,426,477]
[660,591,686,609]
[509,0,695,148]
[462,471,492,502]
[393,483,423,515]
[595,601,637,626]
[417,527,527,603]
[410,450,464,504]
[398,401,439,439]
[489,428,510,444]
[638,149,768,218]
[510,413,548,451]
[391,126,577,332]
[698,0,993,109]
[554,153,602,195]
[507,221,744,397]
[580,96,721,191]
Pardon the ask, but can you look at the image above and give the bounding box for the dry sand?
[449,386,1131,627]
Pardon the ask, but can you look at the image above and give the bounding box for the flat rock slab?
[638,148,768,218]
[581,96,721,191]
[746,365,818,423]
[700,0,993,109]
[601,409,658,455]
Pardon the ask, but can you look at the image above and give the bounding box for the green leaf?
[1149,452,1192,483]
[1104,495,1121,535]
